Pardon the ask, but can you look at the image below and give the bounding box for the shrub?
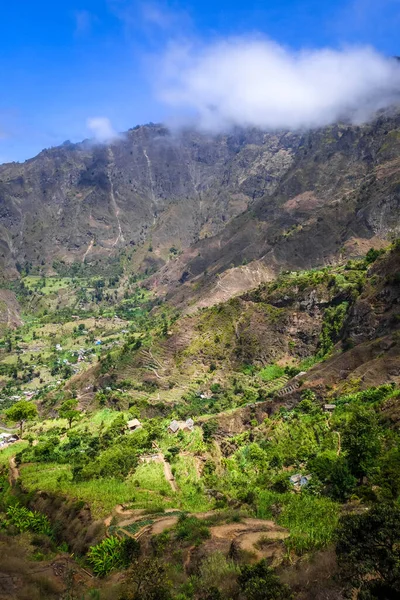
[175,514,211,544]
[308,452,356,501]
[340,405,382,479]
[336,503,400,598]
[365,247,384,264]
[238,560,293,600]
[6,504,52,536]
[87,536,126,576]
[202,419,219,442]
[319,302,349,356]
[259,364,285,382]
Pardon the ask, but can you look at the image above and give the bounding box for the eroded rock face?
[1,111,400,290]
[0,126,301,274]
[152,113,400,308]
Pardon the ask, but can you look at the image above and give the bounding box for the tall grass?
[279,495,339,554]
[256,490,339,554]
[258,364,285,382]
[20,460,208,518]
[132,462,171,494]
[20,463,143,518]
[173,455,212,512]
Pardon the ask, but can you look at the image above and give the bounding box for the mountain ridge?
[1,111,400,312]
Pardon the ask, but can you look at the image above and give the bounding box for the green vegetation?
[58,398,81,428]
[319,302,349,356]
[0,243,399,598]
[87,536,139,577]
[258,363,285,382]
[175,514,211,544]
[5,503,52,536]
[336,503,400,598]
[238,560,293,600]
[5,400,38,435]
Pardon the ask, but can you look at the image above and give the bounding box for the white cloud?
[157,38,400,131]
[86,117,118,142]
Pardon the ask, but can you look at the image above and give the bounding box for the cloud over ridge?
[86,117,118,142]
[158,38,400,131]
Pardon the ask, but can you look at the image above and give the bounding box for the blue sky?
[1,0,400,162]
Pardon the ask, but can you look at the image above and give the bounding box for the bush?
[259,364,285,382]
[308,452,356,501]
[175,514,211,544]
[365,247,384,264]
[6,504,52,536]
[270,473,291,493]
[202,419,219,442]
[87,536,126,576]
[340,405,382,479]
[319,302,349,356]
[238,560,293,600]
[336,503,400,598]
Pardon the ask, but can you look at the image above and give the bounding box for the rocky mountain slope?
[153,111,400,309]
[66,243,399,413]
[1,110,400,308]
[0,125,301,278]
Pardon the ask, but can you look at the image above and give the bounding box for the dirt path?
[162,458,179,493]
[151,516,179,534]
[149,446,179,493]
[0,423,18,432]
[107,508,289,562]
[210,518,288,540]
[9,456,19,486]
[210,518,288,562]
[118,515,180,541]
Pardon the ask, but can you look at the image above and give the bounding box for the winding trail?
[108,509,288,567]
[162,458,178,493]
[9,456,19,486]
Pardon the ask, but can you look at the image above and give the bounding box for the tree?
[238,560,292,600]
[336,503,400,598]
[58,399,80,429]
[5,400,38,436]
[308,451,356,501]
[341,406,381,480]
[202,419,219,442]
[119,558,171,600]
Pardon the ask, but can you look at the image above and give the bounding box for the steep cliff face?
[0,126,301,276]
[1,112,400,302]
[154,112,400,308]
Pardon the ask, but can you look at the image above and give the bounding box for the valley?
[2,3,400,597]
[0,231,399,599]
